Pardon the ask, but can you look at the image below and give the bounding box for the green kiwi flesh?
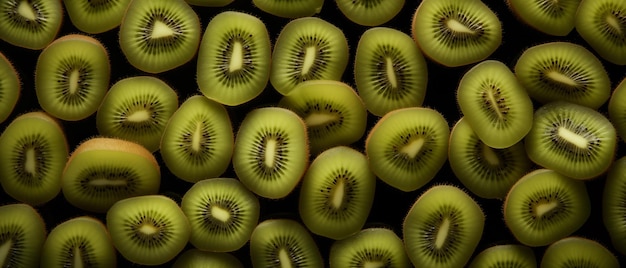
[61,137,161,213]
[270,17,349,95]
[36,34,111,121]
[160,95,234,183]
[0,111,68,205]
[232,107,309,199]
[411,0,502,67]
[514,41,611,109]
[62,0,132,34]
[249,219,324,268]
[0,0,63,49]
[197,11,271,106]
[252,0,324,18]
[181,178,260,252]
[279,80,367,155]
[457,60,534,149]
[524,101,617,180]
[0,52,20,124]
[329,227,411,268]
[602,156,626,255]
[506,0,580,36]
[118,0,201,73]
[608,77,626,142]
[575,0,626,65]
[173,249,243,268]
[40,216,116,268]
[403,185,485,268]
[0,203,47,268]
[299,146,375,240]
[354,27,428,117]
[540,237,619,268]
[335,0,405,26]
[503,169,591,247]
[106,194,191,266]
[469,244,537,268]
[365,107,450,192]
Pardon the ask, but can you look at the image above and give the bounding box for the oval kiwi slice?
[252,0,324,18]
[36,34,111,121]
[279,80,367,155]
[61,137,161,213]
[524,101,617,180]
[0,111,68,205]
[403,185,485,268]
[354,27,428,117]
[575,0,626,65]
[181,178,260,252]
[506,0,580,36]
[270,16,349,95]
[0,203,47,268]
[503,169,591,247]
[0,52,20,124]
[0,0,63,50]
[540,237,619,268]
[63,0,132,34]
[608,76,626,141]
[329,228,411,268]
[173,249,243,268]
[160,95,234,183]
[365,107,450,192]
[602,156,626,255]
[335,0,405,26]
[232,107,309,199]
[468,244,537,268]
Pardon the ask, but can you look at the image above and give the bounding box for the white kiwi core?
[68,70,81,95]
[481,143,501,166]
[125,110,151,123]
[385,57,398,89]
[138,224,159,235]
[557,127,588,149]
[301,46,317,75]
[229,41,244,72]
[0,239,12,265]
[329,178,346,209]
[191,122,203,152]
[17,1,37,21]
[400,137,425,159]
[210,205,231,223]
[72,246,84,268]
[363,261,385,268]
[264,138,278,168]
[606,14,624,35]
[534,201,559,218]
[304,113,338,127]
[546,71,578,87]
[24,148,37,176]
[434,217,451,249]
[88,178,127,187]
[151,20,175,39]
[278,248,294,268]
[446,19,474,34]
[484,85,505,119]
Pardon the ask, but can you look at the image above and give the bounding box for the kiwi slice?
[448,117,532,199]
[365,107,450,192]
[252,0,324,18]
[468,244,537,268]
[0,203,47,268]
[540,237,619,268]
[575,0,626,65]
[279,80,367,155]
[457,60,534,149]
[299,146,375,240]
[197,11,271,106]
[40,216,116,268]
[335,0,405,26]
[249,218,324,268]
[0,52,20,124]
[35,34,111,121]
[118,0,201,73]
[61,137,161,213]
[232,107,309,199]
[602,156,626,255]
[329,227,411,268]
[0,0,63,50]
[506,0,580,36]
[524,101,617,180]
[96,76,179,152]
[403,184,485,268]
[160,95,234,183]
[354,27,428,117]
[107,194,191,266]
[411,0,502,67]
[270,16,349,95]
[62,0,132,34]
[181,178,260,252]
[514,41,611,109]
[173,249,244,268]
[503,169,591,247]
[0,111,68,205]
[608,76,626,141]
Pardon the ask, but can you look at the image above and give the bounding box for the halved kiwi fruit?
[602,156,626,255]
[63,0,132,33]
[457,60,534,149]
[365,107,450,192]
[106,194,190,266]
[36,34,111,121]
[40,216,116,268]
[540,237,619,268]
[279,80,367,155]
[354,27,428,117]
[160,95,234,183]
[575,0,626,65]
[0,0,63,50]
[61,137,161,213]
[468,244,537,268]
[270,16,349,95]
[608,76,626,141]
[173,249,243,268]
[329,227,411,268]
[403,184,485,268]
[232,107,309,199]
[335,0,405,26]
[118,0,201,73]
[514,41,611,109]
[197,11,271,106]
[506,0,580,36]
[96,76,179,152]
[249,218,324,268]
[299,146,375,240]
[524,101,617,180]
[411,0,502,67]
[181,178,260,252]
[0,52,20,124]
[503,169,591,247]
[0,111,68,205]
[0,203,47,268]
[252,0,324,18]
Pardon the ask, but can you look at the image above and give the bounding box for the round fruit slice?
[0,203,47,268]
[0,52,20,124]
[0,0,63,49]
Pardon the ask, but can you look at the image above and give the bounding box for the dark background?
[0,0,625,267]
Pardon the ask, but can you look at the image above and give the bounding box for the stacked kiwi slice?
[2,0,626,266]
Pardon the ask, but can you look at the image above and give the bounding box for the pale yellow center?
[139,224,159,235]
[191,122,203,152]
[24,148,37,176]
[400,137,425,159]
[87,179,127,187]
[485,87,504,119]
[304,113,338,127]
[211,205,231,223]
[73,246,84,268]
[446,19,474,34]
[534,201,558,218]
[364,262,385,268]
[0,240,12,266]
[546,71,578,87]
[151,20,175,39]
[17,1,37,21]
[68,70,80,95]
[301,46,317,75]
[606,14,623,35]
[481,143,500,166]
[264,138,278,168]
[558,127,588,149]
[229,41,244,72]
[126,110,151,123]
[434,218,450,249]
[330,179,345,209]
[278,248,293,268]
[385,57,398,89]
